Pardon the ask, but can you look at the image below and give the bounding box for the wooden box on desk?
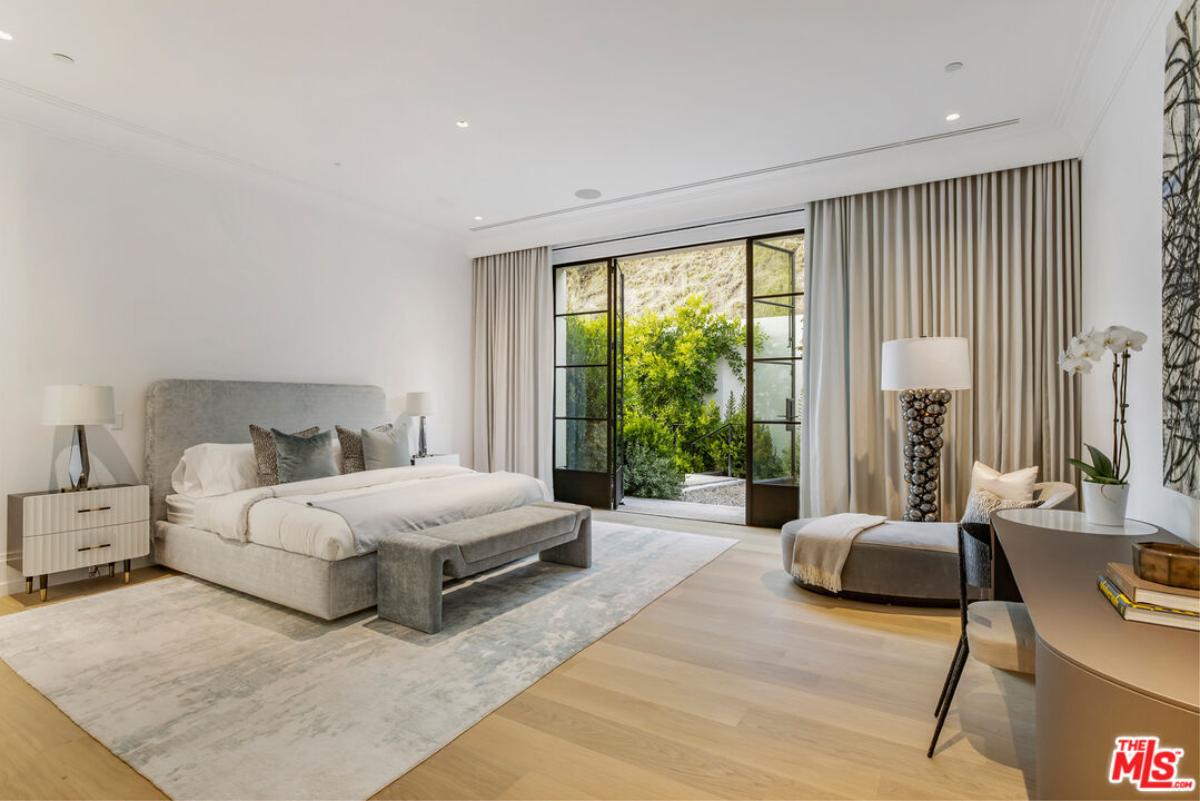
[7,484,150,599]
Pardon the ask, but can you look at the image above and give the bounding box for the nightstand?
[411,453,461,467]
[6,484,150,600]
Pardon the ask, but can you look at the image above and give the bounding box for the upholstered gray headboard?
[144,379,387,523]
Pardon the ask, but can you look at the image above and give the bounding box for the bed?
[145,379,549,619]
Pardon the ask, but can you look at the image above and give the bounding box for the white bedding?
[166,465,550,561]
[165,494,197,526]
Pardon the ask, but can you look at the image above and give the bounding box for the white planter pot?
[1082,482,1130,526]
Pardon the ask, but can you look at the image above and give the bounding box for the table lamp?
[405,391,437,458]
[881,338,971,521]
[42,385,115,491]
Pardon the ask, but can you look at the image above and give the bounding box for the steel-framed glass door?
[553,259,623,508]
[745,233,804,527]
[612,265,625,507]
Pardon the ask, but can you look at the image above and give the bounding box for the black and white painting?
[1163,0,1200,499]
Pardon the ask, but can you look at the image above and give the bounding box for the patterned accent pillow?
[336,424,394,474]
[961,487,1040,525]
[249,424,318,486]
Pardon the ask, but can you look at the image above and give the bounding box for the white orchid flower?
[1067,329,1106,361]
[1058,351,1094,375]
[1103,325,1148,353]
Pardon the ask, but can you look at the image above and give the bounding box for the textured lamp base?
[900,388,952,522]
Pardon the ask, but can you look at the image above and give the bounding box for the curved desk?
[993,510,1199,800]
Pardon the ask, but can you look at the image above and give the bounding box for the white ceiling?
[0,0,1146,245]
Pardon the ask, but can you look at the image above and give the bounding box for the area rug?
[0,521,734,800]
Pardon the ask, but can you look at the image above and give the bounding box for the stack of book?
[1098,562,1200,631]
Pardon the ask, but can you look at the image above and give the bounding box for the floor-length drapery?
[801,160,1081,520]
[472,246,554,488]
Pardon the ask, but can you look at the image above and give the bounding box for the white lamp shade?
[405,391,437,416]
[880,338,972,391]
[42,385,115,426]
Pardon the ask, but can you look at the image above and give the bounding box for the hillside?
[562,235,803,319]
[564,241,745,319]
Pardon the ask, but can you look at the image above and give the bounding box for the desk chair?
[928,522,1036,757]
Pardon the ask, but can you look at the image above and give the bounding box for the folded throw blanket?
[791,513,887,593]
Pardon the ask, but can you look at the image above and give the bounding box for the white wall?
[1080,4,1200,542]
[0,120,473,589]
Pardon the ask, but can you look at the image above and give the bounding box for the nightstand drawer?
[21,521,150,575]
[18,486,149,537]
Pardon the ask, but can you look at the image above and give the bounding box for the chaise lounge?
[780,482,1075,605]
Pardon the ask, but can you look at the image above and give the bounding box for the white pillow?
[970,461,1039,501]
[171,443,259,497]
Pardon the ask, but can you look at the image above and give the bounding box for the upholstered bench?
[376,501,591,633]
[781,482,1075,605]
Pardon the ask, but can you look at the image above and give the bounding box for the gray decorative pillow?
[250,424,318,486]
[361,425,411,471]
[961,487,1040,525]
[336,423,394,473]
[272,428,338,484]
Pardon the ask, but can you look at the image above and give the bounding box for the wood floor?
[0,511,1035,800]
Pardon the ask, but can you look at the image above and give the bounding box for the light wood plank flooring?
[0,512,1034,800]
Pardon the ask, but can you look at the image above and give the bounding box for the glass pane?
[555,261,608,314]
[752,360,802,422]
[752,422,799,485]
[752,298,803,359]
[555,366,608,418]
[555,419,607,472]
[556,313,608,365]
[752,234,804,297]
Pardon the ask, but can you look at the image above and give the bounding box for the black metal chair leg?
[928,641,969,758]
[934,635,965,717]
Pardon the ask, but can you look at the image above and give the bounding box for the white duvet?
[166,465,550,561]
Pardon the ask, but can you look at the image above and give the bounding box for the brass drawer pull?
[77,543,112,552]
[76,506,112,514]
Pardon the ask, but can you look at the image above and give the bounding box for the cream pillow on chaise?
[970,461,1039,501]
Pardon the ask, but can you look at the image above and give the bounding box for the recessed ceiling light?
[333,161,342,167]
[574,188,602,200]
[51,52,74,63]
[455,120,470,128]
[944,61,963,72]
[0,30,13,41]
[473,215,483,221]
[945,112,961,122]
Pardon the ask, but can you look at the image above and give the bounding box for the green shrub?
[623,441,684,500]
[623,296,748,476]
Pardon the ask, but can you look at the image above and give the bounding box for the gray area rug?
[0,521,733,800]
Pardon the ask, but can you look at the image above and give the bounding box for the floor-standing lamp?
[406,391,437,458]
[881,338,971,522]
[42,385,115,491]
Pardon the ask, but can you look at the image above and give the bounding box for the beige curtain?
[472,247,554,487]
[801,159,1081,520]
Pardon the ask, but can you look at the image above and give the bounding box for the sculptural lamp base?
[899,388,951,522]
[70,423,92,492]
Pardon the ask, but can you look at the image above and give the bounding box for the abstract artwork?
[1163,0,1200,498]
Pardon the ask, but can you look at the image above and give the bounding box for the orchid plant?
[1059,325,1148,486]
